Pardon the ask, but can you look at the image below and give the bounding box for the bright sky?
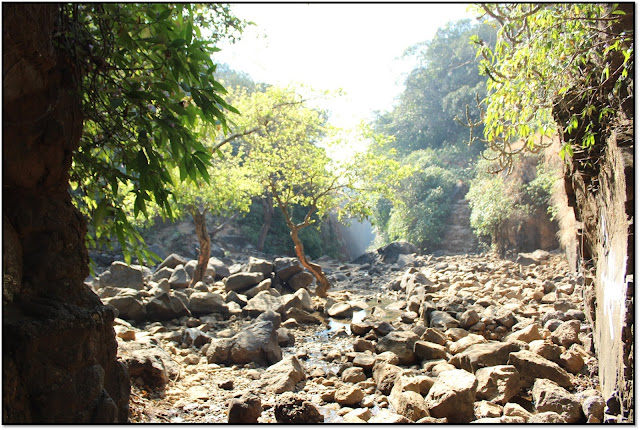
[216,3,477,129]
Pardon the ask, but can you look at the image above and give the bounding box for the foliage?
[386,164,458,251]
[61,3,247,264]
[469,4,633,171]
[466,172,515,243]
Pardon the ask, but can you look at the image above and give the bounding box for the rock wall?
[439,196,478,254]
[3,5,129,422]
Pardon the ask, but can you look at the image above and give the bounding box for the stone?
[551,320,581,348]
[274,392,324,423]
[230,320,282,366]
[276,327,294,347]
[145,293,191,321]
[288,271,314,290]
[342,367,366,383]
[508,350,574,389]
[445,327,469,341]
[505,323,543,343]
[343,408,372,422]
[246,257,273,277]
[103,294,146,322]
[225,291,247,307]
[529,411,567,423]
[474,400,503,418]
[208,257,229,279]
[259,356,305,394]
[151,267,174,283]
[187,292,228,316]
[327,302,353,319]
[157,253,187,271]
[282,288,313,313]
[274,257,304,282]
[421,328,447,345]
[532,378,583,423]
[429,311,460,330]
[183,260,198,279]
[373,321,395,336]
[120,344,179,388]
[182,328,210,348]
[352,353,376,372]
[353,338,375,353]
[390,389,429,421]
[582,395,606,422]
[529,339,563,362]
[99,261,146,290]
[459,309,481,329]
[114,325,136,341]
[375,331,419,365]
[372,362,402,395]
[243,290,284,317]
[449,333,487,355]
[334,385,365,405]
[168,264,190,289]
[400,311,418,323]
[425,369,477,423]
[558,347,585,374]
[449,341,521,373]
[368,409,411,423]
[475,365,522,404]
[284,308,322,325]
[228,393,261,423]
[205,338,234,364]
[504,402,533,420]
[225,272,265,292]
[244,279,272,298]
[375,351,400,365]
[413,340,447,361]
[351,321,374,336]
[378,241,418,264]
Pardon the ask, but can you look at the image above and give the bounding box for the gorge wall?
[3,5,129,422]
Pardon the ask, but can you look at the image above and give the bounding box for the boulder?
[377,241,418,263]
[449,333,487,355]
[352,353,376,372]
[288,271,314,290]
[243,290,284,317]
[246,257,273,277]
[327,302,353,319]
[341,366,366,383]
[372,362,402,395]
[429,311,460,330]
[230,320,282,366]
[188,292,228,316]
[208,257,229,279]
[99,261,146,290]
[413,340,448,361]
[550,320,581,348]
[581,395,606,422]
[205,338,234,364]
[256,309,282,329]
[353,339,376,353]
[183,260,198,279]
[157,253,187,270]
[228,393,262,423]
[425,369,477,423]
[168,264,190,289]
[503,402,533,420]
[244,279,272,298]
[532,378,583,423]
[390,390,429,421]
[103,294,146,322]
[459,309,481,329]
[282,288,313,313]
[259,356,305,394]
[334,384,365,405]
[120,343,179,388]
[421,328,448,346]
[276,328,295,347]
[284,308,322,325]
[182,327,210,348]
[449,341,521,373]
[274,392,323,423]
[504,323,543,343]
[508,350,574,389]
[274,258,303,282]
[375,331,419,365]
[475,365,522,404]
[151,267,174,283]
[145,293,191,321]
[474,400,503,418]
[225,272,265,292]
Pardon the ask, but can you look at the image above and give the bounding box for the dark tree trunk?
[290,228,331,297]
[3,4,129,423]
[257,194,274,252]
[190,209,211,287]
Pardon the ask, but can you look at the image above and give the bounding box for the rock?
[343,407,372,422]
[352,353,376,372]
[532,378,583,423]
[246,257,273,277]
[327,302,353,319]
[504,402,533,420]
[259,356,305,394]
[256,309,282,329]
[334,385,365,405]
[516,250,549,265]
[413,340,448,361]
[425,369,477,423]
[183,260,198,279]
[449,341,521,373]
[276,327,295,347]
[551,320,581,348]
[274,392,323,423]
[375,331,419,365]
[459,309,480,329]
[208,257,229,279]
[529,339,563,362]
[342,367,366,383]
[284,308,322,325]
[558,346,585,374]
[243,290,284,317]
[151,267,174,283]
[244,279,272,298]
[205,338,234,364]
[474,400,503,418]
[114,325,136,341]
[182,327,210,348]
[390,389,429,421]
[373,321,394,336]
[445,327,469,341]
[400,311,418,323]
[449,333,487,355]
[421,328,448,345]
[168,264,190,289]
[225,272,265,292]
[99,261,146,290]
[368,409,411,423]
[288,271,314,290]
[353,339,375,353]
[508,350,573,389]
[475,365,522,404]
[274,257,304,282]
[351,321,374,336]
[188,292,228,316]
[228,393,261,423]
[103,294,146,322]
[429,311,459,330]
[378,241,418,264]
[157,253,187,270]
[145,293,191,321]
[504,323,543,343]
[120,343,179,388]
[529,411,567,423]
[230,320,282,366]
[372,362,402,395]
[282,288,313,313]
[225,291,248,307]
[582,395,606,422]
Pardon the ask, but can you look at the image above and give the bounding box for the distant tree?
[230,86,404,296]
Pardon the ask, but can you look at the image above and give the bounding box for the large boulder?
[334,384,365,406]
[377,241,418,263]
[119,342,180,388]
[274,258,304,282]
[243,290,284,317]
[157,253,187,271]
[246,257,274,278]
[449,341,521,373]
[372,362,402,395]
[188,292,228,317]
[99,262,145,290]
[389,376,430,421]
[168,264,190,289]
[208,257,229,279]
[475,365,522,404]
[230,320,282,366]
[532,378,583,423]
[281,288,313,313]
[425,369,477,423]
[145,293,191,321]
[414,340,448,361]
[428,311,460,331]
[259,356,305,394]
[225,272,264,292]
[151,267,174,283]
[274,392,323,423]
[508,350,574,389]
[287,271,314,290]
[103,294,146,322]
[375,331,419,365]
[228,393,262,423]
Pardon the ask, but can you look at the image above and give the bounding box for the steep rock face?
[3,5,129,422]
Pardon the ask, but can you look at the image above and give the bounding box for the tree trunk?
[3,4,129,423]
[190,209,211,287]
[290,228,331,297]
[257,194,274,252]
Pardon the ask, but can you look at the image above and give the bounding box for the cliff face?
[3,5,129,422]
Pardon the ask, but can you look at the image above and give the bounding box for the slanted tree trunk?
[290,227,331,297]
[189,209,211,287]
[257,194,274,252]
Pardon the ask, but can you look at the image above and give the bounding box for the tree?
[67,4,248,264]
[466,4,633,171]
[230,86,403,296]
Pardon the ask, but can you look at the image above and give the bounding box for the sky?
[215,3,478,129]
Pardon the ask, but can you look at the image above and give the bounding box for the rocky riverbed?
[89,242,612,423]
